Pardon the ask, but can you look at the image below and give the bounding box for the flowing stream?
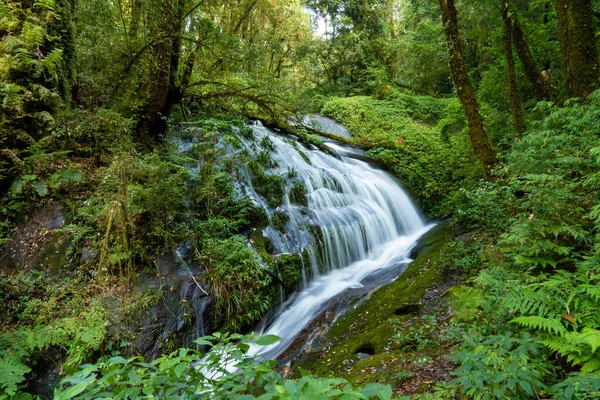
[234,121,431,361]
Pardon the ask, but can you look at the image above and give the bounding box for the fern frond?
[582,284,600,303]
[0,355,31,396]
[39,48,63,81]
[581,355,600,373]
[21,22,45,47]
[574,328,600,353]
[540,336,579,355]
[511,316,567,336]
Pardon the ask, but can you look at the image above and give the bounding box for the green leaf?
[174,362,188,378]
[53,382,88,400]
[256,334,280,346]
[32,181,48,197]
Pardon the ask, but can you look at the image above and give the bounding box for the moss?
[249,229,274,263]
[256,150,277,169]
[289,181,308,206]
[277,253,303,293]
[260,135,275,151]
[39,231,72,276]
[272,211,289,233]
[295,221,455,385]
[252,173,285,208]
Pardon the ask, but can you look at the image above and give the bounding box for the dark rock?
[394,303,421,316]
[0,202,70,274]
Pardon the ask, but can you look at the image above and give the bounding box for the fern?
[511,316,568,336]
[33,0,57,13]
[576,328,600,353]
[501,286,552,317]
[39,48,63,81]
[21,22,45,47]
[0,356,31,397]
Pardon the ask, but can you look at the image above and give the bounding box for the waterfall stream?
[235,121,431,360]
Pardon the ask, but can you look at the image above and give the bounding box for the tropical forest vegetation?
[1,0,600,398]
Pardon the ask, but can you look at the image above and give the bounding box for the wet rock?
[0,202,70,274]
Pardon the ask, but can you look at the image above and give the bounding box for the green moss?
[289,182,308,206]
[260,135,275,151]
[321,96,480,215]
[38,231,72,275]
[256,150,277,169]
[272,212,289,233]
[252,174,285,208]
[277,253,303,293]
[203,236,276,332]
[296,221,454,385]
[296,148,312,165]
[249,229,274,263]
[244,203,269,230]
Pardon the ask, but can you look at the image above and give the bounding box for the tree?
[556,0,599,99]
[438,0,496,175]
[138,0,186,142]
[510,9,558,101]
[501,1,526,134]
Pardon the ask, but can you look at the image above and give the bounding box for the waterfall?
[236,121,430,360]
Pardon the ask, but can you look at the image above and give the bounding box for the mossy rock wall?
[294,220,455,387]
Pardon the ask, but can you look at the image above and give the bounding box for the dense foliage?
[1,0,600,398]
[54,333,400,399]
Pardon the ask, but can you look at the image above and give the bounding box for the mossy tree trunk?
[438,0,496,176]
[511,12,558,101]
[501,1,526,134]
[556,0,599,99]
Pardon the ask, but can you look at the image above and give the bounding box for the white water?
[234,122,430,360]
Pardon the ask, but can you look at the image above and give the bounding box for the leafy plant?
[55,333,400,399]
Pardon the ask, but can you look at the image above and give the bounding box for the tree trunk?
[501,1,526,134]
[556,0,599,99]
[130,0,141,42]
[438,0,496,175]
[139,0,185,141]
[511,13,558,100]
[165,0,185,116]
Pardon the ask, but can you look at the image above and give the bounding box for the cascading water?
[235,121,431,360]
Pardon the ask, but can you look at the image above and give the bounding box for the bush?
[321,95,478,214]
[200,237,275,332]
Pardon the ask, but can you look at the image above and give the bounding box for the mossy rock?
[249,229,274,263]
[245,204,269,230]
[252,173,285,208]
[295,221,455,385]
[277,253,303,293]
